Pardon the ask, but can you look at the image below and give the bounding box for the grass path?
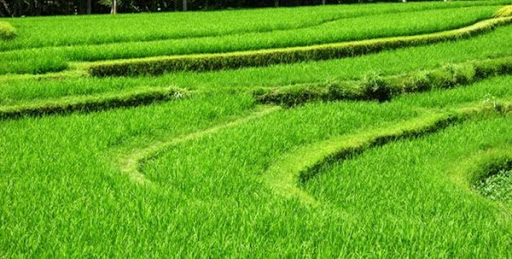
[262,101,512,205]
[116,106,281,185]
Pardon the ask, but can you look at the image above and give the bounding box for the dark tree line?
[0,0,415,17]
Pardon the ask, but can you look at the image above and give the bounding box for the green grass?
[303,116,512,256]
[8,50,509,118]
[254,55,512,105]
[0,1,503,51]
[0,86,186,120]
[88,14,512,77]
[263,101,512,205]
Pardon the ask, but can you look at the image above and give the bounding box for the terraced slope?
[2,2,512,257]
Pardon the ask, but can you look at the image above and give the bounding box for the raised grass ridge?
[0,87,185,120]
[88,16,512,77]
[254,55,512,106]
[495,5,512,17]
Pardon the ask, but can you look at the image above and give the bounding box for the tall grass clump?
[0,22,16,40]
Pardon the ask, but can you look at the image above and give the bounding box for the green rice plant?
[4,23,512,106]
[2,75,512,256]
[0,1,503,51]
[264,100,512,204]
[4,3,512,256]
[302,115,512,257]
[0,22,16,40]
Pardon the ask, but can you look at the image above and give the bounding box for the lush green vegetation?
[88,14,511,77]
[255,55,512,105]
[2,2,512,257]
[4,0,511,16]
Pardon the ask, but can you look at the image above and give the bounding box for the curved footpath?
[261,101,512,205]
[116,106,280,185]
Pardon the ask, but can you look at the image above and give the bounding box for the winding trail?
[262,101,512,205]
[117,106,281,185]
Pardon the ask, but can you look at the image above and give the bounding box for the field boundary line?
[88,16,512,76]
[117,106,281,185]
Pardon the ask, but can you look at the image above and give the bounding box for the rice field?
[1,1,512,257]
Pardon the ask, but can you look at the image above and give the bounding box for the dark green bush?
[360,73,392,102]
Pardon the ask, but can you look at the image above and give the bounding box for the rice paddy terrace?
[1,1,512,257]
